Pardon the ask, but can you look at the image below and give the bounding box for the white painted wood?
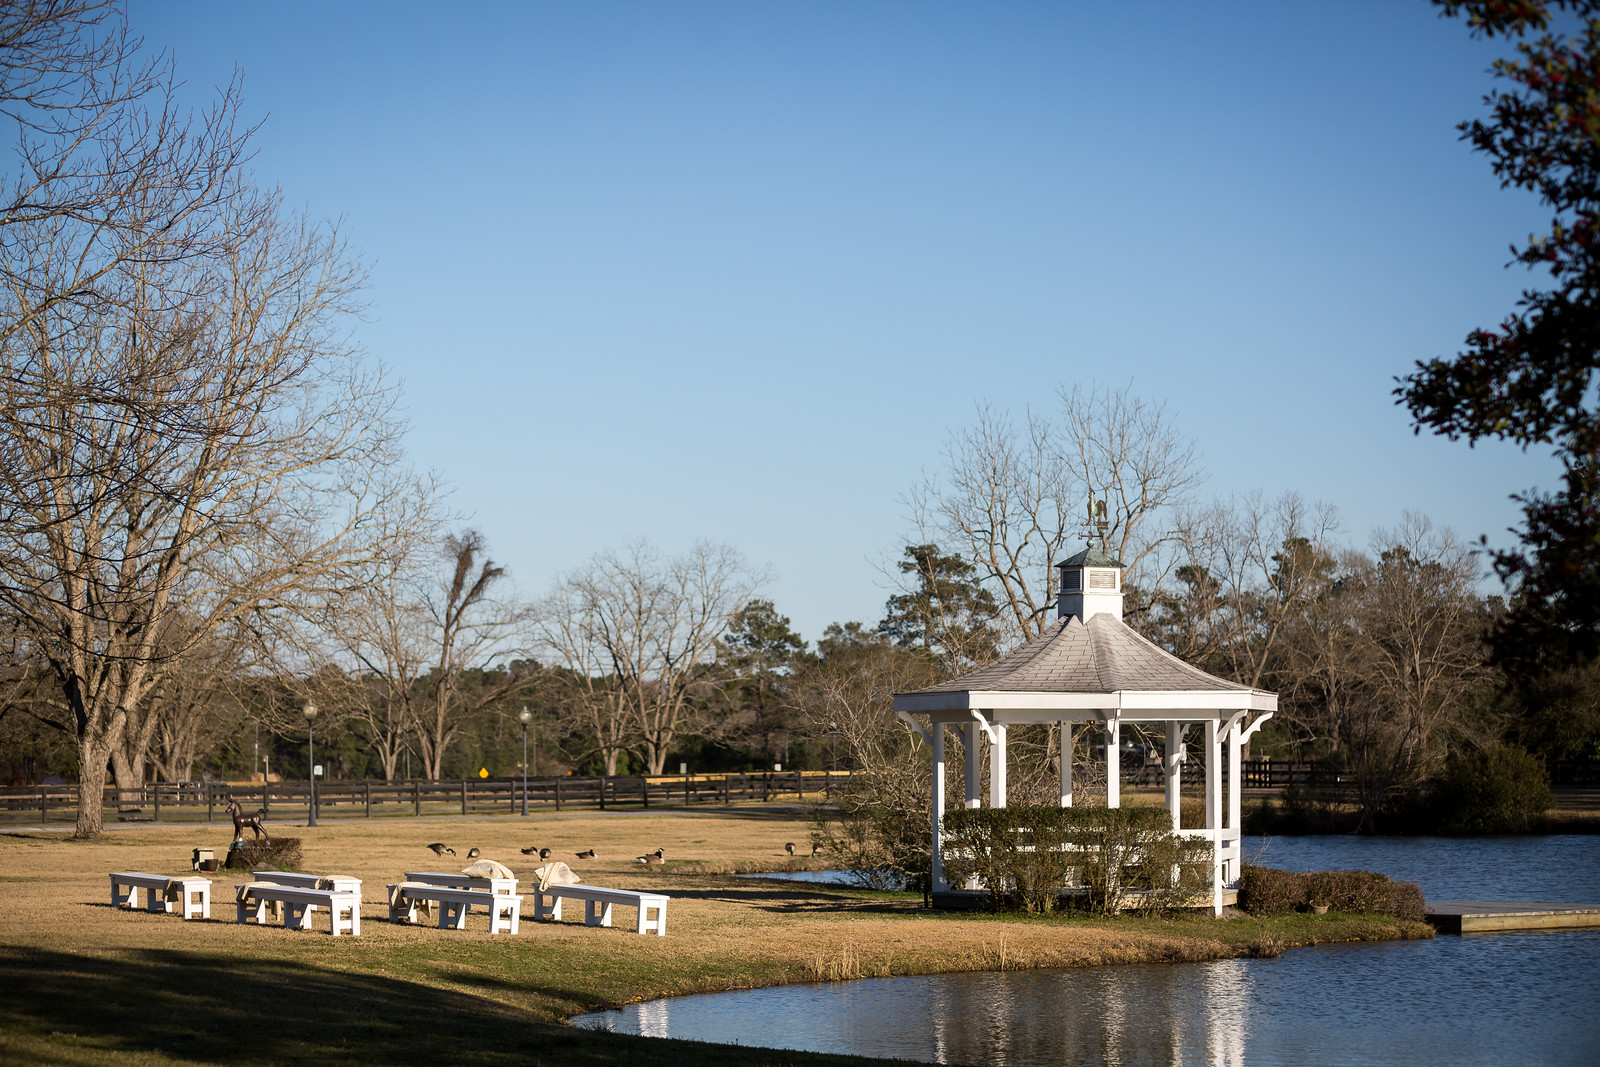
[1227,720,1242,883]
[896,690,1277,714]
[931,724,946,890]
[109,873,211,920]
[989,724,1007,808]
[1165,721,1183,831]
[254,870,361,894]
[1058,722,1073,807]
[1105,717,1120,808]
[403,871,517,896]
[963,721,981,810]
[388,885,519,933]
[530,884,668,936]
[1206,718,1223,916]
[237,884,360,935]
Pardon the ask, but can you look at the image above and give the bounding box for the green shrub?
[1238,865,1305,914]
[942,805,1211,915]
[1433,744,1552,834]
[1239,864,1424,921]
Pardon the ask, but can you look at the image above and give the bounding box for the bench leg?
[584,899,614,928]
[488,902,520,934]
[330,901,357,936]
[645,903,666,936]
[146,886,167,914]
[438,901,468,930]
[534,892,561,923]
[111,881,129,909]
[284,902,317,930]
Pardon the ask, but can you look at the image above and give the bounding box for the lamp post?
[303,701,319,828]
[518,706,532,817]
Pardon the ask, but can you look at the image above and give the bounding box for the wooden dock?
[1425,900,1600,933]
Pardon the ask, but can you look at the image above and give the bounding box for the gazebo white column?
[1205,718,1223,915]
[963,721,981,810]
[930,724,946,890]
[1105,716,1121,808]
[1165,721,1183,831]
[989,724,1007,808]
[1227,717,1243,884]
[1059,722,1073,807]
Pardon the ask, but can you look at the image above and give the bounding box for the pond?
[574,836,1600,1066]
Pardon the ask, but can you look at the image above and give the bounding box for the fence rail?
[0,770,856,825]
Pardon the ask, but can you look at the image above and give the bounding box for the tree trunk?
[74,740,111,838]
[110,747,147,810]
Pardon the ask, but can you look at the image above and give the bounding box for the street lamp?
[518,706,532,817]
[303,701,319,828]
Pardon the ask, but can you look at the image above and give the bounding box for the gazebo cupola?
[1056,546,1124,623]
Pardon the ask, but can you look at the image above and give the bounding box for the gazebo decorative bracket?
[1239,711,1274,743]
[968,710,997,744]
[896,710,932,745]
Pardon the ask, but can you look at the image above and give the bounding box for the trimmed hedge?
[942,805,1211,915]
[225,837,302,871]
[1238,864,1424,922]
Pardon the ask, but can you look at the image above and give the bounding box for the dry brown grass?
[0,808,1431,1066]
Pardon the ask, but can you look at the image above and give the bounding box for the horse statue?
[225,796,270,844]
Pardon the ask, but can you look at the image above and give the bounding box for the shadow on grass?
[0,946,918,1067]
[662,882,921,915]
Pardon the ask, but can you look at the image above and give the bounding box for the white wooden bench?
[387,884,522,934]
[252,870,363,894]
[531,884,668,936]
[109,872,211,920]
[236,883,361,936]
[402,871,517,895]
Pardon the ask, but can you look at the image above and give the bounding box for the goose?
[812,843,824,856]
[575,849,596,860]
[784,842,796,856]
[466,847,481,860]
[426,842,455,856]
[636,848,664,865]
[520,846,541,855]
[539,847,551,859]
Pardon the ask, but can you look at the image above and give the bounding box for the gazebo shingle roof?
[901,613,1266,696]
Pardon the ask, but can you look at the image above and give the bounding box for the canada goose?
[426,842,455,856]
[466,847,481,860]
[812,843,824,855]
[784,842,796,856]
[575,849,596,860]
[520,846,540,855]
[636,848,664,865]
[540,847,551,860]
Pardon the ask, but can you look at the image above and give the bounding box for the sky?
[132,1,1561,644]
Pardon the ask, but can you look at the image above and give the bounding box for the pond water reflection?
[575,836,1600,1066]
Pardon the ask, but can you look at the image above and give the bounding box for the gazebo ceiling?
[893,613,1277,716]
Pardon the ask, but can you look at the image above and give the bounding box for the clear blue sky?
[135,1,1558,643]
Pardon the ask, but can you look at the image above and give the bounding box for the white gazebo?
[893,548,1276,914]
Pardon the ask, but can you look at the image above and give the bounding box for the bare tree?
[408,530,531,780]
[1166,491,1343,689]
[1341,515,1487,829]
[543,541,763,775]
[911,383,1202,644]
[1059,383,1205,580]
[0,164,420,835]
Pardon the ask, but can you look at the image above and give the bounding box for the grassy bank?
[0,811,1431,1066]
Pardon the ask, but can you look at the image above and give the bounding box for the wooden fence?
[0,770,855,826]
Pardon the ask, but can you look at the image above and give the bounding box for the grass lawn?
[0,807,1433,1065]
